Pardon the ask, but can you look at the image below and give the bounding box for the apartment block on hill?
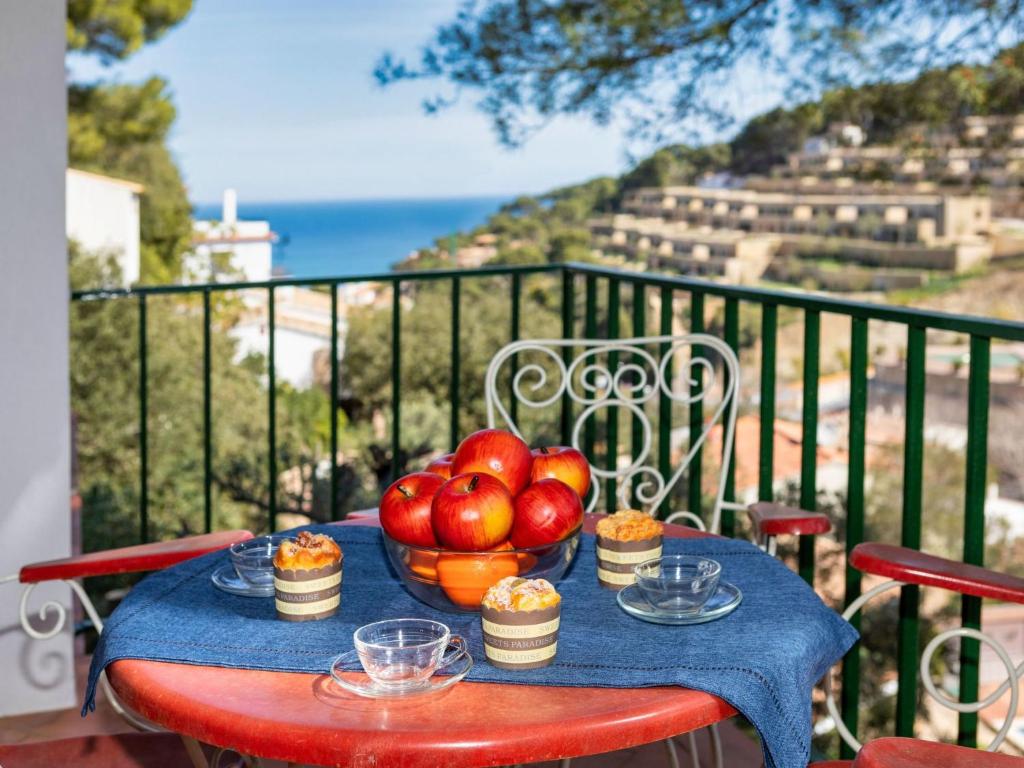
[593,181,993,286]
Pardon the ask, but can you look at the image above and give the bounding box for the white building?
[230,283,381,388]
[66,168,142,285]
[189,189,275,283]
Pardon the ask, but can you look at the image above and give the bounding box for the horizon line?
[190,192,521,208]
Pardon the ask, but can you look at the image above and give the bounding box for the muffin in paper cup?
[272,531,343,621]
[481,577,561,670]
[595,510,664,591]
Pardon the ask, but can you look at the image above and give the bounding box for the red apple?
[510,478,584,548]
[379,472,445,547]
[432,472,514,551]
[530,445,591,498]
[425,452,455,479]
[452,428,533,495]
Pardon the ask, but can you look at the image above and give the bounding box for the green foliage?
[71,250,334,552]
[69,78,193,284]
[340,276,564,482]
[729,104,825,176]
[620,143,731,190]
[376,0,1024,146]
[67,0,194,62]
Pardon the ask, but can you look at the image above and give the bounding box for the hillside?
[401,41,1024,284]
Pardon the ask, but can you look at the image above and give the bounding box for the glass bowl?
[381,526,581,613]
[633,555,721,614]
[229,534,291,588]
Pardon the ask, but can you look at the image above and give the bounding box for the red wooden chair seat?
[342,508,379,520]
[0,733,204,768]
[19,530,253,583]
[747,502,833,537]
[852,738,1024,767]
[849,543,1024,605]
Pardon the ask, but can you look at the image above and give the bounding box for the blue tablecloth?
[85,525,856,768]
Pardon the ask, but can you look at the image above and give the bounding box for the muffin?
[272,531,343,621]
[481,577,561,670]
[595,510,664,591]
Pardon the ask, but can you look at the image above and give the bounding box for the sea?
[192,197,508,279]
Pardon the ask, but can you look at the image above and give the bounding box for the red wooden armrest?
[344,509,379,520]
[747,502,832,537]
[850,543,1024,605]
[853,737,1024,767]
[19,530,254,583]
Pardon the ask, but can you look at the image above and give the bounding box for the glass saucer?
[329,643,473,699]
[617,581,742,625]
[211,563,275,598]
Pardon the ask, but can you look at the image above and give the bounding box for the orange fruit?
[489,539,537,575]
[516,551,539,574]
[436,550,518,609]
[407,549,439,583]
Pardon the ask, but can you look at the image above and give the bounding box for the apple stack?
[379,429,590,609]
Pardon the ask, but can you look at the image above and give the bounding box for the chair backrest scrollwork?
[484,334,739,533]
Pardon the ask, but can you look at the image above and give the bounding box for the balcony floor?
[0,654,763,767]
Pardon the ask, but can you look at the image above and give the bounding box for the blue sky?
[69,0,785,204]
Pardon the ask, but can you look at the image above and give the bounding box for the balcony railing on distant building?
[71,262,1024,758]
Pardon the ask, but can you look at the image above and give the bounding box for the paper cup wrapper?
[595,534,662,591]
[481,603,560,670]
[274,558,342,621]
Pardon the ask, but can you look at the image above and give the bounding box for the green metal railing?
[72,261,1024,754]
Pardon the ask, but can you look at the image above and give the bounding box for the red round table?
[107,516,737,767]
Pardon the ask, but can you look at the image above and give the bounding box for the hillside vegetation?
[404,42,1024,270]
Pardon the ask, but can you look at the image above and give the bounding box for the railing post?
[268,285,277,532]
[658,286,673,519]
[391,281,402,482]
[688,292,705,522]
[758,304,777,503]
[584,275,599,463]
[137,294,149,543]
[631,283,646,507]
[840,316,868,758]
[896,324,926,738]
[561,270,575,445]
[203,289,213,533]
[958,334,990,747]
[606,276,620,510]
[721,298,739,538]
[509,273,521,427]
[799,310,820,585]
[450,276,461,451]
[330,283,340,521]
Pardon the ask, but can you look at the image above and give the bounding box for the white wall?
[231,323,328,388]
[66,169,141,285]
[0,0,75,715]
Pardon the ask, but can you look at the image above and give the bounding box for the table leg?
[182,735,210,768]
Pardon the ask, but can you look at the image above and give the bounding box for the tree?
[375,0,1024,147]
[619,143,731,191]
[71,249,333,590]
[68,2,195,284]
[341,276,566,483]
[67,0,193,62]
[69,79,193,282]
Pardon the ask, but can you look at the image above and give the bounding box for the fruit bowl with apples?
[379,429,589,613]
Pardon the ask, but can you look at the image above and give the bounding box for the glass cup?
[633,555,721,614]
[230,535,290,588]
[353,619,466,691]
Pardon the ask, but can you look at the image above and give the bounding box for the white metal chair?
[2,529,254,767]
[485,334,744,534]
